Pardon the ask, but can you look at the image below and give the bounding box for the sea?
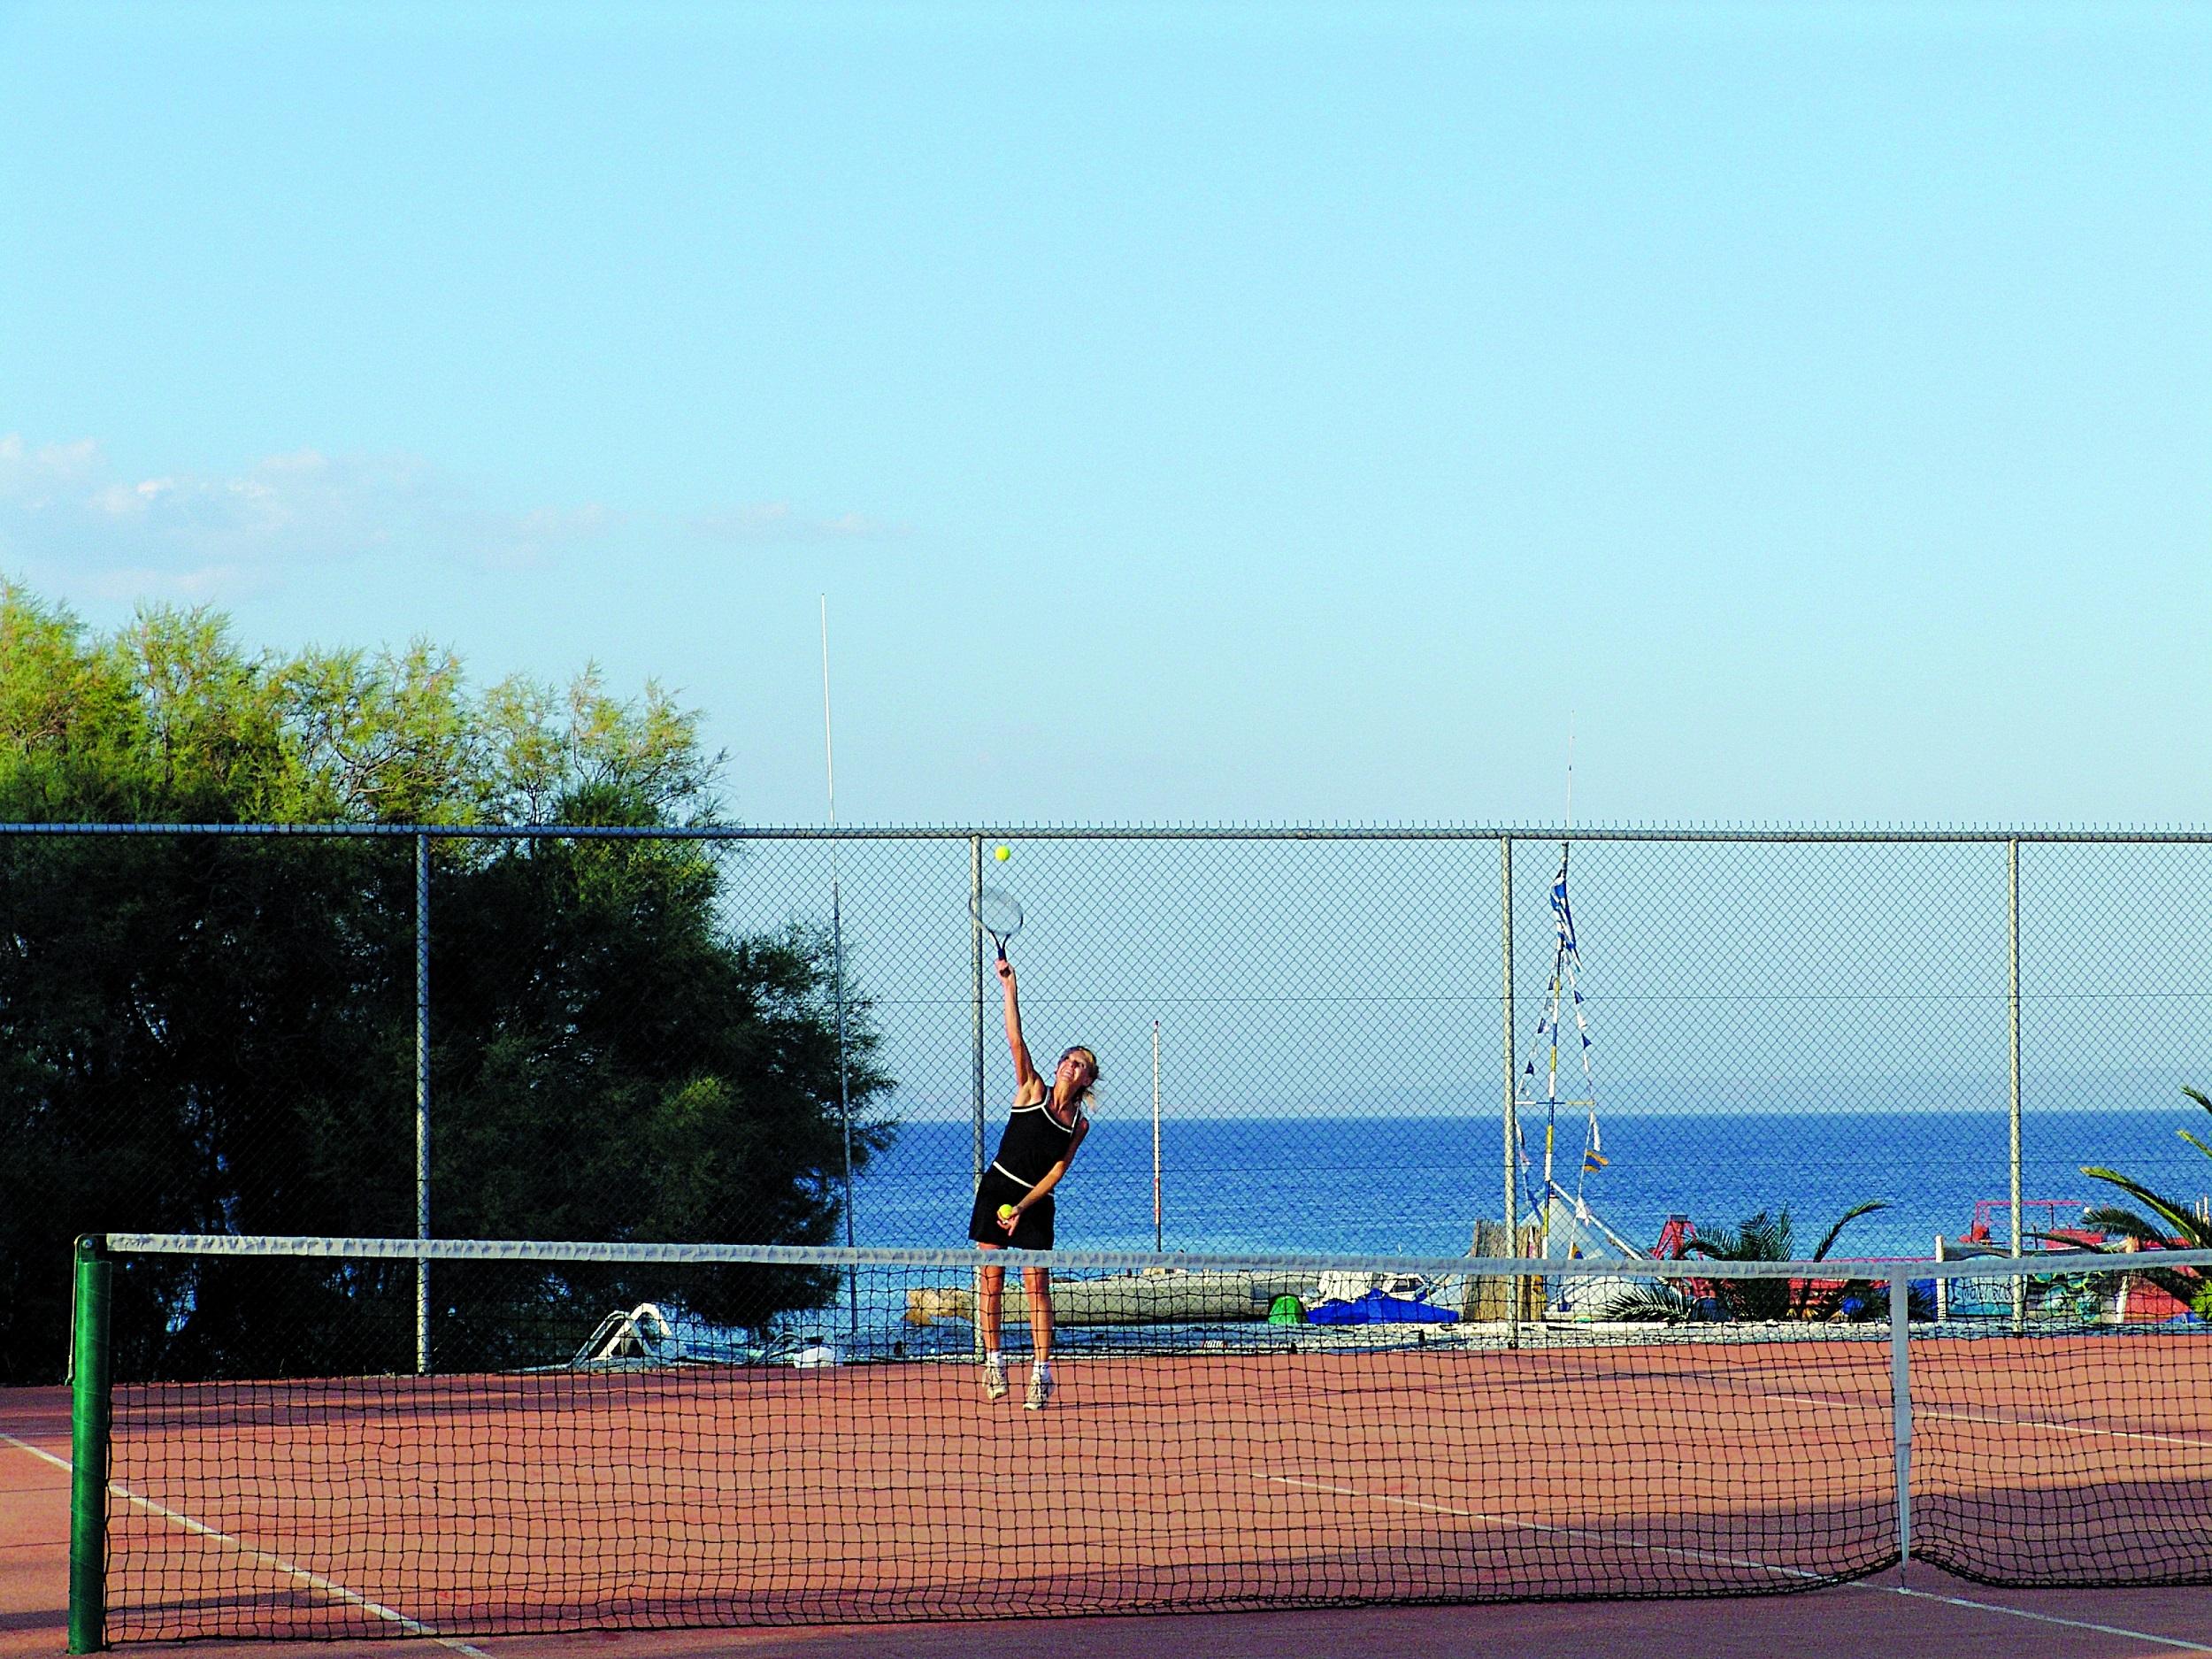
[845,1108,2206,1263]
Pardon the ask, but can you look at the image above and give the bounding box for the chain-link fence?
[7,823,2210,1370]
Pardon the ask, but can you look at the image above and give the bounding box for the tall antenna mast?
[820,597,840,833]
[821,599,856,1334]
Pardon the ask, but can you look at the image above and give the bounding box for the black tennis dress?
[968,1094,1085,1249]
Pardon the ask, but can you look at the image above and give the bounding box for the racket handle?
[995,940,1009,962]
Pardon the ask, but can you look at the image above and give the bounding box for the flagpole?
[1544,721,1574,1263]
[1555,722,1606,1299]
[822,597,855,1348]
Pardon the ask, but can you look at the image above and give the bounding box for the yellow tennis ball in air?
[994,844,1010,862]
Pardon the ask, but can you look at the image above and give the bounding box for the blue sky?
[4,2,2207,828]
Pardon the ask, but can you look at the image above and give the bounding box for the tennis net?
[66,1233,2212,1645]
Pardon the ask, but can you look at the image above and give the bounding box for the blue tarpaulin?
[1304,1289,1458,1325]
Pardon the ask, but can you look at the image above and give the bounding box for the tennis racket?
[972,885,1024,962]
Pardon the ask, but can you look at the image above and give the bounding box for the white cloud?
[819,510,904,539]
[0,433,905,608]
[0,434,623,602]
[0,434,102,507]
[688,501,910,543]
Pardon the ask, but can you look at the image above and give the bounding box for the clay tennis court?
[6,1324,2208,1656]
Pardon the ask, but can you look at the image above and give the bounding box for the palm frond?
[2082,1168,2212,1248]
[1798,1277,1934,1323]
[1590,1282,1706,1324]
[1809,1201,1887,1263]
[1748,1209,1794,1261]
[1683,1202,1895,1322]
[1682,1213,1785,1318]
[1784,1201,1887,1317]
[2081,1165,2208,1325]
[2078,1206,2176,1248]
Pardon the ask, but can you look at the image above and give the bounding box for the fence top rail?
[7,821,2212,845]
[90,1233,2212,1283]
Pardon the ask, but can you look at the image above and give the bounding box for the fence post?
[1891,1270,1912,1581]
[415,832,431,1376]
[1152,1018,1163,1253]
[2008,838,2024,1329]
[970,836,986,1362]
[830,839,856,1346]
[971,836,986,1189]
[67,1236,111,1655]
[1501,836,1519,1349]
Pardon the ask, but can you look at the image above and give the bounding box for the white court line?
[1765,1390,1886,1411]
[1886,1586,2212,1651]
[0,1431,488,1658]
[1661,1375,2212,1453]
[1263,1474,2212,1654]
[1681,1376,2212,1454]
[1919,1405,2212,1452]
[1,1428,72,1471]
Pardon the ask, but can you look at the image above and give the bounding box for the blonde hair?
[1058,1046,1100,1109]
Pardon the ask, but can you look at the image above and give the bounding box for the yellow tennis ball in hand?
[994,844,1010,862]
[997,1203,1018,1223]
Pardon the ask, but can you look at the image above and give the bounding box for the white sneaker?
[982,1357,1009,1401]
[1025,1368,1055,1410]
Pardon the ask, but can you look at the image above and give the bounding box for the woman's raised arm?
[998,958,1042,1099]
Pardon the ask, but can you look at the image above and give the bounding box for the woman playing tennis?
[969,954,1094,1409]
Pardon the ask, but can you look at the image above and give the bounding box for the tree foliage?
[1598,1200,1916,1324]
[0,580,893,1382]
[2079,1086,2212,1319]
[1681,1200,1891,1322]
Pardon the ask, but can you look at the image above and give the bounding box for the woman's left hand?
[998,1206,1022,1235]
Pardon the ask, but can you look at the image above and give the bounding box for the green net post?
[68,1235,111,1655]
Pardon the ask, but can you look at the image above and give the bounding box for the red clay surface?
[6,1330,2211,1659]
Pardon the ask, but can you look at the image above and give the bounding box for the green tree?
[0,580,893,1382]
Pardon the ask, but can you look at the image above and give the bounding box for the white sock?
[987,1350,1002,1365]
[1033,1360,1051,1379]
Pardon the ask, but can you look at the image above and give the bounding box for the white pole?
[819,595,838,826]
[415,832,430,1375]
[821,599,855,1343]
[1891,1271,1913,1579]
[1502,837,1519,1349]
[2008,839,2024,1329]
[970,836,986,1364]
[1151,1020,1163,1252]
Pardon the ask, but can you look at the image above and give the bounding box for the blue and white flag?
[1550,856,1577,953]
